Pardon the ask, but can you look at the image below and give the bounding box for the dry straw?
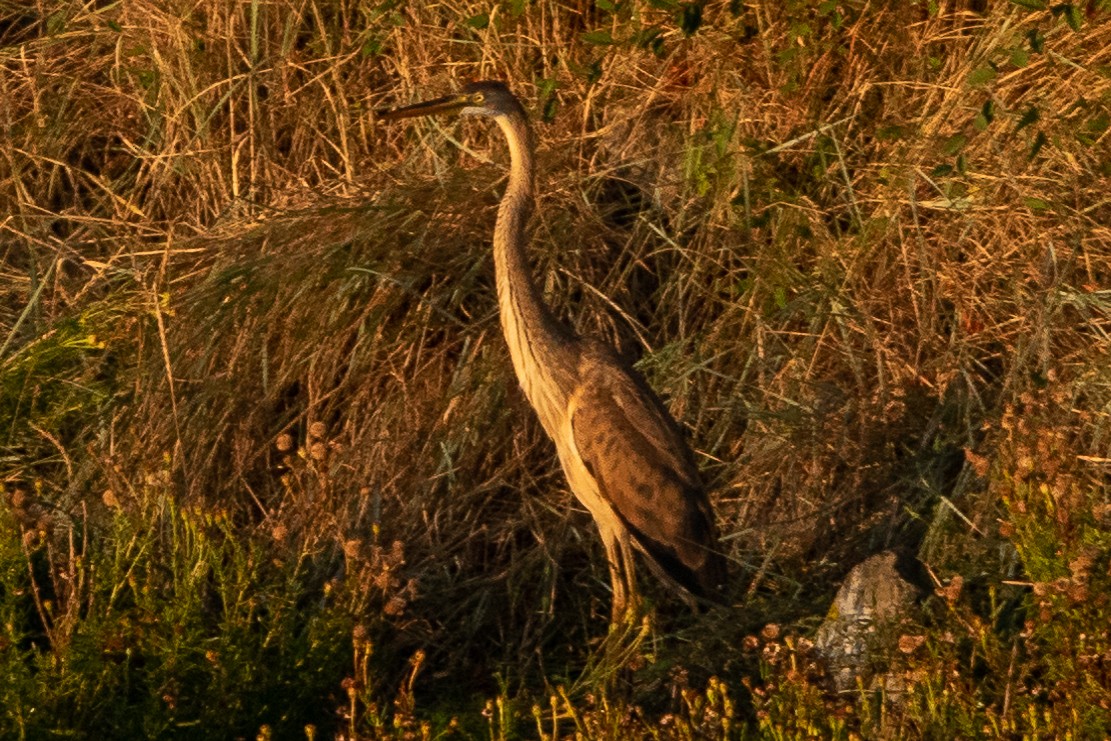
[3,0,1111,735]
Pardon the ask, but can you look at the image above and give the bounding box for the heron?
[378,80,725,621]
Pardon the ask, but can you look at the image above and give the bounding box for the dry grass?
[3,0,1111,737]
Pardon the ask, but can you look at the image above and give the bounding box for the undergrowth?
[3,0,1110,737]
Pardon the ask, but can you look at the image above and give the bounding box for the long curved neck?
[491,111,577,434]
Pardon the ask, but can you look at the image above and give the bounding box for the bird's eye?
[472,92,485,104]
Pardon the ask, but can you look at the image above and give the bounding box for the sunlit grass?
[3,0,1111,737]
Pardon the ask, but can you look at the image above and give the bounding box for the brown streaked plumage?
[378,80,725,621]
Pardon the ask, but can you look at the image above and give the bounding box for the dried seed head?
[309,421,326,439]
[937,574,964,602]
[898,634,927,653]
[1070,552,1096,579]
[10,489,27,509]
[276,433,293,452]
[964,448,990,477]
[1066,582,1089,603]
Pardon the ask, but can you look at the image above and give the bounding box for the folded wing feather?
[569,342,724,599]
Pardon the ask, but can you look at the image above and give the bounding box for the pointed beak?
[376,94,469,121]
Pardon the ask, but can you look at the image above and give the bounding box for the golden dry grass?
[3,0,1111,737]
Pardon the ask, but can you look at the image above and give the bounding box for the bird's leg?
[616,531,640,624]
[599,524,635,622]
[600,524,640,626]
[600,525,628,623]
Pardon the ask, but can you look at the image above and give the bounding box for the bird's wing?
[570,346,723,597]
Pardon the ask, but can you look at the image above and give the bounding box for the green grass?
[3,0,1111,737]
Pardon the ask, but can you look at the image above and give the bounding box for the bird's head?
[377,80,524,122]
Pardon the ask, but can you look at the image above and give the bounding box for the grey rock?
[814,551,920,693]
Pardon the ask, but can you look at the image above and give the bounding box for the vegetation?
[3,0,1110,737]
